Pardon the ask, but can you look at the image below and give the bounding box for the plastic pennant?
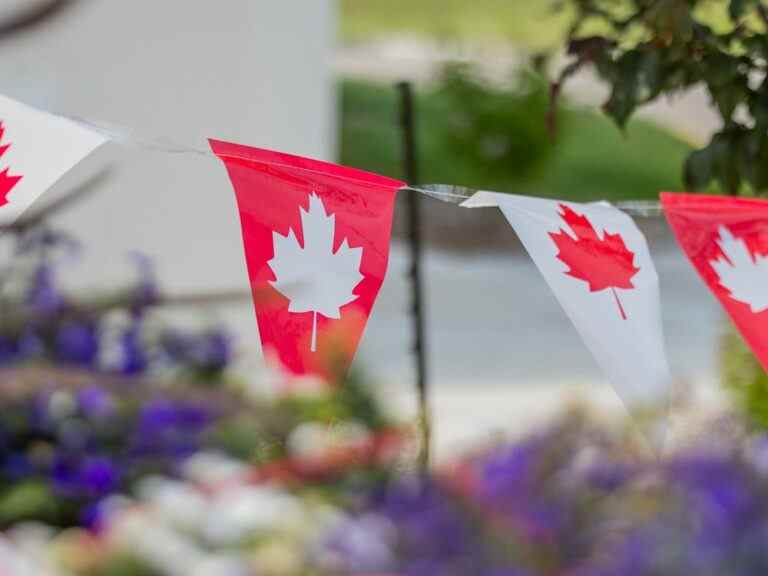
[210,140,403,382]
[662,192,768,371]
[0,94,108,224]
[462,191,673,420]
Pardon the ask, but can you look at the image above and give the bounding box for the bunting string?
[12,91,768,440]
[70,116,667,217]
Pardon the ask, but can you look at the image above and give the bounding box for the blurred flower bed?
[4,208,768,575]
[0,214,403,575]
[8,410,768,576]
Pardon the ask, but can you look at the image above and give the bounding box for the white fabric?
[0,94,107,224]
[462,192,672,413]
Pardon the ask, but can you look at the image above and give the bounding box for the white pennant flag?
[462,192,671,415]
[0,94,108,224]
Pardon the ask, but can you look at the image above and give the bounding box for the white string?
[404,185,665,216]
[70,115,665,217]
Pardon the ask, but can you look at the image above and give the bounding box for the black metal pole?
[397,81,431,470]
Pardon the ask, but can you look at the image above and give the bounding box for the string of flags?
[3,93,768,418]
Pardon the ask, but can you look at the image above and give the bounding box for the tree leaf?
[713,131,743,195]
[729,0,759,20]
[684,145,714,191]
[602,51,643,128]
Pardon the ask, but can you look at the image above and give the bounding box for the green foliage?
[722,327,768,428]
[278,370,390,431]
[437,64,554,182]
[88,555,161,576]
[340,65,555,189]
[0,481,57,525]
[555,0,768,195]
[340,0,572,48]
[340,75,688,200]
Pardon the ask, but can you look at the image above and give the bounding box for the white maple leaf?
[268,193,364,352]
[710,225,768,314]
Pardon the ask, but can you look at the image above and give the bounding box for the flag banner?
[462,192,672,412]
[210,140,403,381]
[662,192,768,371]
[0,94,108,224]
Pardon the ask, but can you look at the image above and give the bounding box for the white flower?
[137,477,209,532]
[313,513,396,574]
[205,486,303,546]
[0,526,61,576]
[182,451,248,487]
[287,420,372,461]
[190,554,250,576]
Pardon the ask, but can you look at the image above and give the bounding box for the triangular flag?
[0,94,108,224]
[662,192,768,370]
[210,141,403,382]
[463,192,672,414]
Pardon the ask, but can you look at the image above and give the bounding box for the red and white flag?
[0,94,108,224]
[463,192,672,411]
[662,192,768,370]
[210,141,403,381]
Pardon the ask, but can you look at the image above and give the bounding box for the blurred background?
[0,0,732,458]
[3,2,768,575]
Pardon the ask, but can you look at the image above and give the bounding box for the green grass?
[339,79,690,202]
[340,1,736,49]
[340,0,571,48]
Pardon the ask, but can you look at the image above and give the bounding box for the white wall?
[0,1,336,367]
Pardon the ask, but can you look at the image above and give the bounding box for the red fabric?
[662,192,768,370]
[0,122,22,207]
[210,140,403,381]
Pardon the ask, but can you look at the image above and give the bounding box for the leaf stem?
[311,311,318,352]
[612,288,628,320]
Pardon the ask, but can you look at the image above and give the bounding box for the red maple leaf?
[549,204,640,320]
[0,122,22,208]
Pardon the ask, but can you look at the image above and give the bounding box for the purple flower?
[117,321,148,375]
[129,253,158,311]
[0,336,21,364]
[189,331,232,371]
[320,514,396,573]
[55,321,99,366]
[79,457,121,495]
[161,329,232,374]
[18,329,44,358]
[669,455,758,535]
[52,455,120,498]
[663,453,768,570]
[475,435,569,540]
[0,330,45,365]
[1,453,32,481]
[77,387,115,420]
[586,460,634,492]
[80,500,107,531]
[26,264,63,315]
[374,478,479,566]
[131,399,212,458]
[575,531,657,576]
[30,390,57,431]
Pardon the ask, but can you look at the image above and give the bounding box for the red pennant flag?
[662,192,768,370]
[210,140,404,381]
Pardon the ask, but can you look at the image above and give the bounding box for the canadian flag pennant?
[462,192,672,413]
[210,140,404,381]
[662,192,768,370]
[0,94,108,224]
